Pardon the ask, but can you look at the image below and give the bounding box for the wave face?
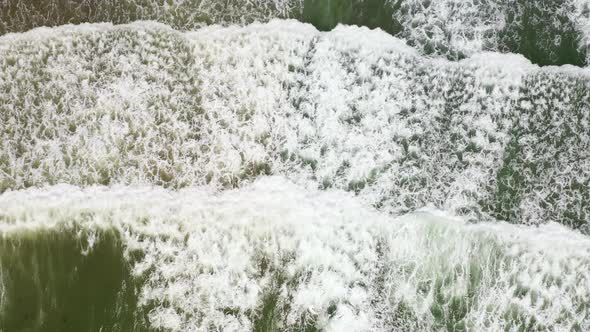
[1,14,590,332]
[1,21,589,231]
[1,0,589,65]
[1,178,590,331]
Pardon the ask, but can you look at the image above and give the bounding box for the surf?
[1,177,589,331]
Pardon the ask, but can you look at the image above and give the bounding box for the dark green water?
[0,226,150,332]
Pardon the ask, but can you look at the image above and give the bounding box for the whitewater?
[2,177,590,331]
[0,2,589,331]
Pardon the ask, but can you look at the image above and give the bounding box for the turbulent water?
[2,0,590,65]
[2,179,590,331]
[1,1,590,332]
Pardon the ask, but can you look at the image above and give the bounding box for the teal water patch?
[0,225,151,332]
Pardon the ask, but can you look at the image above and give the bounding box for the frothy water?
[1,0,589,65]
[1,21,589,229]
[0,8,589,332]
[1,177,589,331]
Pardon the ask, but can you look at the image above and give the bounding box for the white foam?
[1,178,589,331]
[1,20,589,228]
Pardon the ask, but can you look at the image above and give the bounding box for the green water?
[497,0,586,66]
[0,226,150,332]
[301,0,401,35]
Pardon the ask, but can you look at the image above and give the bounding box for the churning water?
[1,1,590,331]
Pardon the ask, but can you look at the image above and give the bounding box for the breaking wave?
[1,178,589,331]
[1,7,589,332]
[1,0,589,65]
[1,21,589,230]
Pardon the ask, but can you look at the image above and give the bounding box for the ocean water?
[2,179,590,331]
[0,1,589,331]
[1,0,589,65]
